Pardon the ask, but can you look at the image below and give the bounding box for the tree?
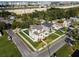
[65,8,77,19]
[71,28,79,40]
[0,22,6,30]
[0,11,11,17]
[12,20,22,29]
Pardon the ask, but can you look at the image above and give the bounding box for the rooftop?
[30,25,43,30]
[42,22,53,28]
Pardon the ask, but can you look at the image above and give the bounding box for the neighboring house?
[63,20,71,27]
[29,23,54,42]
[52,20,64,30]
[9,15,15,20]
[52,20,71,30]
[70,17,79,22]
[52,22,64,30]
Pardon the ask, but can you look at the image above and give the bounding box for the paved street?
[6,29,34,57]
[36,35,66,57]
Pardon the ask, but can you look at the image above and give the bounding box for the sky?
[0,0,79,1]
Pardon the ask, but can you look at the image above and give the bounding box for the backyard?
[55,30,64,35]
[43,29,65,44]
[0,31,21,57]
[44,33,59,44]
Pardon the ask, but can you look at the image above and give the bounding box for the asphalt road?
[6,29,34,57]
[36,35,67,57]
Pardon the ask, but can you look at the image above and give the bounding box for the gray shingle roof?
[30,25,44,30]
[42,22,53,27]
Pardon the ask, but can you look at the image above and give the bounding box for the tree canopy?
[14,7,79,29]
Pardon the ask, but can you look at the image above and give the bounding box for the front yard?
[55,40,79,57]
[55,44,74,57]
[19,31,45,50]
[0,31,21,57]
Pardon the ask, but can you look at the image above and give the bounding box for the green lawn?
[19,31,45,49]
[0,31,21,57]
[44,33,59,44]
[55,30,64,35]
[62,27,67,33]
[55,40,79,57]
[75,41,79,49]
[55,44,74,57]
[23,30,29,35]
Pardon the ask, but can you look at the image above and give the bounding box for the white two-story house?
[29,23,54,42]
